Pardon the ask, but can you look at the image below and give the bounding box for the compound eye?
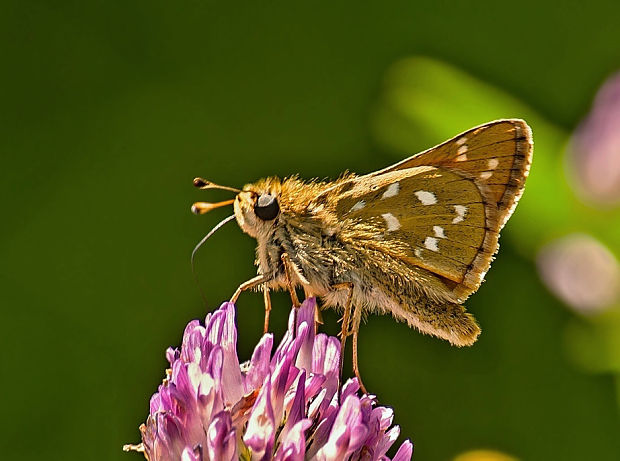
[254,194,280,221]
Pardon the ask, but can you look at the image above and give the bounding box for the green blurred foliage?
[2,1,620,460]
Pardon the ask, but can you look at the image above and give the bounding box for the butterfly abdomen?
[314,270,481,347]
[394,295,481,347]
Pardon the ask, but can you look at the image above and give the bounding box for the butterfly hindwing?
[333,119,532,301]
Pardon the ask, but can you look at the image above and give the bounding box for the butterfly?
[192,119,533,392]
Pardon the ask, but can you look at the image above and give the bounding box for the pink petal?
[280,371,306,441]
[181,446,202,461]
[392,440,413,461]
[206,411,237,461]
[244,379,276,460]
[295,298,317,371]
[245,333,274,391]
[315,395,368,460]
[219,303,245,405]
[274,419,312,461]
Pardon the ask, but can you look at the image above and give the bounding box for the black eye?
[254,194,280,221]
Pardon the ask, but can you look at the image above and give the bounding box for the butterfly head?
[192,176,291,241]
[233,177,283,239]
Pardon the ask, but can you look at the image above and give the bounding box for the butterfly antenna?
[191,214,237,306]
[193,177,241,193]
[191,199,235,215]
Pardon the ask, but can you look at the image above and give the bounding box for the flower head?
[124,298,413,461]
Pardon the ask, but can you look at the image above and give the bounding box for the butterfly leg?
[262,283,272,334]
[281,253,301,307]
[302,279,323,333]
[332,282,354,396]
[281,252,303,335]
[313,304,324,334]
[350,303,368,395]
[230,274,270,304]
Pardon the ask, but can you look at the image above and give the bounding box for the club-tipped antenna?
[191,199,235,215]
[191,214,237,306]
[193,177,241,193]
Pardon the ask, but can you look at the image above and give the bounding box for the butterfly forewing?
[337,168,488,284]
[333,119,532,301]
[381,119,532,228]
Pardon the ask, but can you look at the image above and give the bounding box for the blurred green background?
[2,1,620,460]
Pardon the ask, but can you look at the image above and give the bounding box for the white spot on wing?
[424,236,439,252]
[433,225,446,238]
[381,213,401,232]
[456,153,468,162]
[479,171,493,180]
[456,137,467,146]
[488,158,499,169]
[452,205,467,223]
[349,200,365,212]
[381,182,400,199]
[414,190,437,205]
[457,145,468,155]
[414,248,422,257]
